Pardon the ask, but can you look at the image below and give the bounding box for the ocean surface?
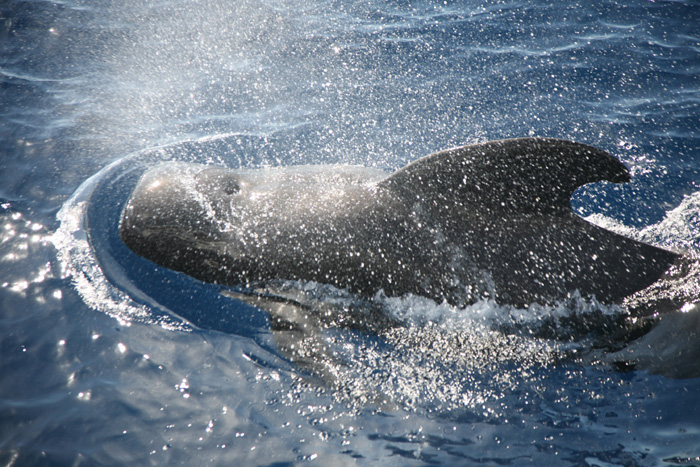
[2,0,700,465]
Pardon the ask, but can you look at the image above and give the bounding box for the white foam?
[52,155,189,331]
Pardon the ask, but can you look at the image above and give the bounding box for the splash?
[232,280,623,414]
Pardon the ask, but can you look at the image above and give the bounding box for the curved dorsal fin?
[381,137,631,215]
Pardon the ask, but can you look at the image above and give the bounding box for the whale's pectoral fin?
[221,286,399,381]
[221,286,398,334]
[382,137,631,215]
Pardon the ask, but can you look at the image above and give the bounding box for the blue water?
[2,0,700,465]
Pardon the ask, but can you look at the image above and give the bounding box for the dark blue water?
[2,0,700,465]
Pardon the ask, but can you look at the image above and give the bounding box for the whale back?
[380,138,679,304]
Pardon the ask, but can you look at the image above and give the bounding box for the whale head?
[120,164,247,282]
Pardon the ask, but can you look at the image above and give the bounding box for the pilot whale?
[119,137,679,307]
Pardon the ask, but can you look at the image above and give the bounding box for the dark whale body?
[120,138,679,307]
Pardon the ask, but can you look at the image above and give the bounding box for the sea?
[1,0,700,465]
